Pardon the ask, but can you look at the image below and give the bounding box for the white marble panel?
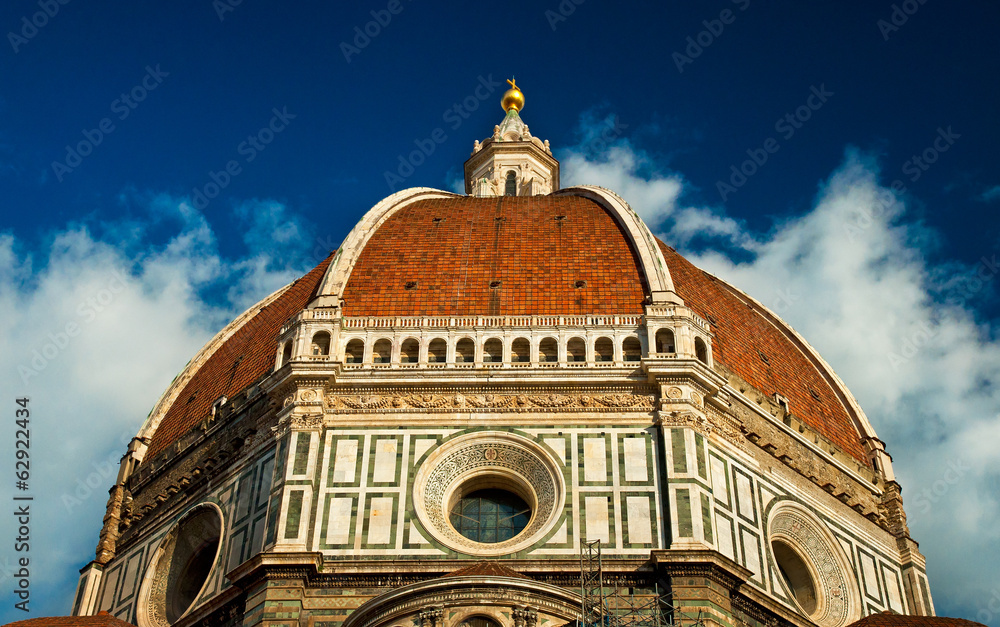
[408,522,430,545]
[716,512,735,560]
[584,438,607,482]
[741,528,761,579]
[735,471,754,522]
[884,566,904,612]
[373,439,398,483]
[861,551,881,599]
[413,438,435,463]
[326,497,353,545]
[710,456,728,503]
[548,519,568,544]
[545,437,566,463]
[368,497,394,544]
[585,496,611,543]
[332,439,358,483]
[626,496,652,544]
[623,438,648,482]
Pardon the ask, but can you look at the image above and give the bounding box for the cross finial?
[507,77,517,90]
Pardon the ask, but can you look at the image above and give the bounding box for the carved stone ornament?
[658,409,745,449]
[290,414,324,430]
[412,432,566,556]
[327,391,655,413]
[666,386,683,399]
[768,502,859,627]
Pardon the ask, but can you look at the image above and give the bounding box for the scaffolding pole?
[579,541,704,627]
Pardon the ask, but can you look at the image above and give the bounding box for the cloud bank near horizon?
[0,194,319,621]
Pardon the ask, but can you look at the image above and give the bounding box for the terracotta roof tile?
[341,196,648,316]
[145,255,332,458]
[5,611,137,626]
[659,241,867,462]
[847,611,985,627]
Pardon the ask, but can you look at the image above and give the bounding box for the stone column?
[652,550,752,627]
[658,406,717,551]
[420,607,443,627]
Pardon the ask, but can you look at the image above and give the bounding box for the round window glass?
[449,488,531,543]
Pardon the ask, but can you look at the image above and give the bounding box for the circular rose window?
[413,431,565,556]
[767,502,860,627]
[137,503,223,627]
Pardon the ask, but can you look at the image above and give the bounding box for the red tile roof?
[341,196,648,316]
[847,611,985,627]
[145,256,332,458]
[5,611,137,626]
[660,242,867,462]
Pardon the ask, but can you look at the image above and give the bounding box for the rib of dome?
[144,255,332,459]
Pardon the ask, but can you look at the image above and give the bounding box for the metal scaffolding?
[579,540,705,627]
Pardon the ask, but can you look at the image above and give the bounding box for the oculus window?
[449,488,531,543]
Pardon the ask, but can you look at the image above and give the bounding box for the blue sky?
[1,1,998,624]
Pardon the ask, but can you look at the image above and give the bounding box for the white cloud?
[0,194,315,621]
[558,111,757,251]
[562,138,1000,623]
[980,185,1000,203]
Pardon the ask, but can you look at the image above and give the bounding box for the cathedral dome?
[76,81,938,627]
[138,189,872,466]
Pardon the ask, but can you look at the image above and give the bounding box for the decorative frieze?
[326,391,655,413]
[657,409,745,451]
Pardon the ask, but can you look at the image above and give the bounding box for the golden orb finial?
[501,77,524,112]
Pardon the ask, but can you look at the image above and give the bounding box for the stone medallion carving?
[412,431,566,556]
[767,501,860,627]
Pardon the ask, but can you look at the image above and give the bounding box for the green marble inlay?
[701,492,713,544]
[676,488,693,537]
[671,428,687,474]
[292,432,310,475]
[695,433,707,479]
[284,490,304,539]
[920,575,931,612]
